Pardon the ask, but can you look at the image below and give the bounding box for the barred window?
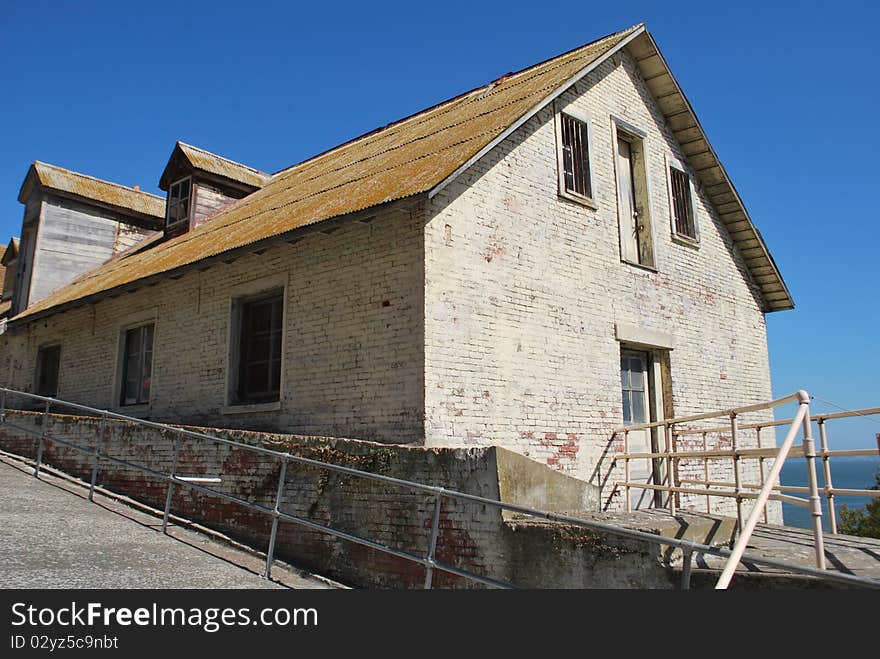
[669,166,696,240]
[560,113,592,199]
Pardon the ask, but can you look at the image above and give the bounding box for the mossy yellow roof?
[16,25,636,322]
[19,162,164,221]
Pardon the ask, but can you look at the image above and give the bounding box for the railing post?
[680,541,695,590]
[1,388,6,424]
[623,431,631,513]
[702,431,710,513]
[802,410,826,569]
[730,412,743,533]
[818,419,837,534]
[264,458,288,580]
[162,430,183,534]
[665,423,676,515]
[35,399,50,478]
[423,489,444,589]
[756,425,769,523]
[89,412,107,502]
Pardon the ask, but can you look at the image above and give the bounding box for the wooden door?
[616,137,640,263]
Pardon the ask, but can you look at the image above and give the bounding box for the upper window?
[555,107,595,206]
[613,121,655,268]
[167,177,192,227]
[668,164,697,242]
[120,324,154,406]
[35,345,61,397]
[560,114,592,198]
[232,290,284,405]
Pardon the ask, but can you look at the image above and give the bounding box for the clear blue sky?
[1,1,877,446]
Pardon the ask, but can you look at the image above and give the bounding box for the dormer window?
[167,177,192,227]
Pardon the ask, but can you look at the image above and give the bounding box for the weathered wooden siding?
[113,223,153,254]
[192,182,239,228]
[23,195,154,309]
[28,197,120,306]
[13,206,39,314]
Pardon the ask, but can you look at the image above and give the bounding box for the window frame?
[225,279,287,412]
[35,344,61,397]
[665,154,700,246]
[611,116,657,270]
[166,175,193,229]
[554,104,597,209]
[119,322,155,407]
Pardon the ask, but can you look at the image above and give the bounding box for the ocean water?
[780,455,879,530]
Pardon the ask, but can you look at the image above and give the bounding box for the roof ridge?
[271,24,641,179]
[33,160,164,200]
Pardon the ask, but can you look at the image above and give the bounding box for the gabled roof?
[10,23,792,324]
[159,142,271,190]
[18,161,165,223]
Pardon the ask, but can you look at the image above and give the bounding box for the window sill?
[558,190,598,210]
[221,401,282,415]
[671,234,700,249]
[621,259,658,274]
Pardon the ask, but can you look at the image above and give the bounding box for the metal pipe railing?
[715,396,811,588]
[612,390,880,588]
[1,387,878,590]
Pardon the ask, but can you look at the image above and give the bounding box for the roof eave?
[627,30,794,313]
[7,195,425,328]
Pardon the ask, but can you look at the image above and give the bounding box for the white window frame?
[665,154,700,246]
[166,175,193,228]
[119,323,155,407]
[554,103,597,209]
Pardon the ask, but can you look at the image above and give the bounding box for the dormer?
[158,142,270,237]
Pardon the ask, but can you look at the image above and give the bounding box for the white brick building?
[0,24,792,515]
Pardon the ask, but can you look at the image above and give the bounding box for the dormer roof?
[159,142,271,191]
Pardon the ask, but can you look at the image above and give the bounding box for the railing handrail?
[654,406,880,437]
[611,391,805,434]
[1,387,878,590]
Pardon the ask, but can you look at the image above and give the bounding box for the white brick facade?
[424,52,780,519]
[1,199,425,444]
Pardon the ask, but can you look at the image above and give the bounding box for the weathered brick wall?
[424,50,781,521]
[0,198,425,444]
[0,410,681,588]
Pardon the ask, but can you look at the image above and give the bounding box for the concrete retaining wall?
[0,410,685,589]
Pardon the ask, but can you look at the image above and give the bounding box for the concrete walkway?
[0,457,339,589]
